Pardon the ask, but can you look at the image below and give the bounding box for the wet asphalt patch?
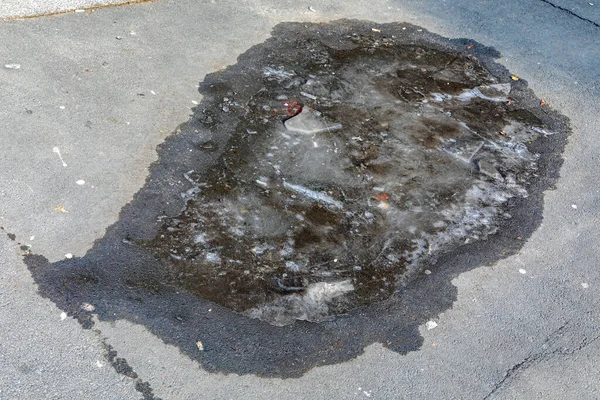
[22,20,568,377]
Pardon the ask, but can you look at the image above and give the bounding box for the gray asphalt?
[0,1,144,20]
[1,0,599,399]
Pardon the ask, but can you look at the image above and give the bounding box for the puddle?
[24,20,568,377]
[145,24,543,326]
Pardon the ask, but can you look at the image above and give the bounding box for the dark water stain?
[102,341,161,400]
[23,20,568,378]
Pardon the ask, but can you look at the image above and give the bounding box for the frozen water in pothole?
[145,26,547,326]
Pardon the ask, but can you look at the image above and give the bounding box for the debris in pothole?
[196,340,204,351]
[142,21,554,326]
[81,302,95,312]
[283,107,342,134]
[249,280,354,326]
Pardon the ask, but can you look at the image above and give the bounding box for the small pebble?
[191,100,199,105]
[76,180,85,185]
[60,312,67,320]
[426,321,438,330]
[571,204,578,209]
[582,282,589,289]
[519,268,527,274]
[4,63,21,69]
[65,253,73,259]
[424,269,432,275]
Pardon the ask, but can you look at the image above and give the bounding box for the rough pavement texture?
[0,239,137,399]
[0,0,599,399]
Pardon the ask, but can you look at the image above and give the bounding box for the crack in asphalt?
[560,332,600,355]
[483,320,600,399]
[539,0,600,28]
[482,321,569,400]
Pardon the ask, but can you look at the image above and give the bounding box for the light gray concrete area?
[1,0,599,399]
[0,0,144,21]
[0,238,138,399]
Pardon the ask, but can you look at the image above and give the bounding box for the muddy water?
[144,26,547,326]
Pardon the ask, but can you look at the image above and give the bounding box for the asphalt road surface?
[1,0,599,399]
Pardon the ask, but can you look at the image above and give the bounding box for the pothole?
[144,22,553,326]
[23,20,567,376]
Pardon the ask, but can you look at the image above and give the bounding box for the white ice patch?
[285,261,301,272]
[252,244,275,255]
[248,280,354,326]
[263,67,295,80]
[283,181,343,209]
[205,252,221,264]
[432,83,511,103]
[284,107,343,135]
[194,233,207,244]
